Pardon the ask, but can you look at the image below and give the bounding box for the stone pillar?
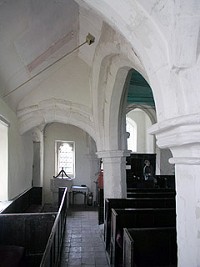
[149,114,200,267]
[32,127,44,187]
[97,150,130,199]
[86,153,100,204]
[172,158,200,267]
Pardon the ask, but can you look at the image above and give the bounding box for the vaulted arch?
[17,98,96,142]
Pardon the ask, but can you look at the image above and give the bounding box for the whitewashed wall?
[43,122,98,204]
[0,0,199,265]
[0,98,33,200]
[18,55,91,110]
[126,107,174,176]
[17,55,94,138]
[145,114,154,153]
[127,109,154,153]
[160,149,175,175]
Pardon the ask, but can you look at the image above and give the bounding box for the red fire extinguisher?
[98,170,104,189]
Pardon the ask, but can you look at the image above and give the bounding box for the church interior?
[0,0,200,266]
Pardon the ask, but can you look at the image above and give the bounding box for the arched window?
[55,141,75,177]
[126,118,137,152]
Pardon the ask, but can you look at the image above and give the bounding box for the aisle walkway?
[60,206,109,267]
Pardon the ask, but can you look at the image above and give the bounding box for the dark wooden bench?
[0,187,68,266]
[1,187,42,214]
[0,213,56,266]
[110,208,176,267]
[104,198,175,253]
[155,175,175,189]
[127,192,176,198]
[123,227,177,267]
[127,188,175,193]
[0,245,25,267]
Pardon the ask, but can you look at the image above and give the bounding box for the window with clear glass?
[126,118,137,152]
[56,141,75,177]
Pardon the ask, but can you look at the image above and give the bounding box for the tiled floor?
[60,206,109,267]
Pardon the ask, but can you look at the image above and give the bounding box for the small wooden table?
[71,185,89,205]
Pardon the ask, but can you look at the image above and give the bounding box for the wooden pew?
[123,227,177,267]
[127,192,176,198]
[0,213,56,265]
[155,175,175,189]
[0,245,25,267]
[127,188,175,193]
[1,187,42,214]
[0,187,68,266]
[110,208,176,267]
[104,197,175,253]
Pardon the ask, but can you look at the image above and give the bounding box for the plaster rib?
[17,98,96,142]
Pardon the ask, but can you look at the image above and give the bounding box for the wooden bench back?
[123,227,177,267]
[127,188,175,192]
[110,208,176,267]
[105,197,175,221]
[112,208,176,230]
[104,197,175,252]
[0,213,56,254]
[127,192,176,198]
[1,187,42,214]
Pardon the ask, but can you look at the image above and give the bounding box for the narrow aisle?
[60,207,109,267]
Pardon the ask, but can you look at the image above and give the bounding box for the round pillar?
[97,150,130,199]
[149,113,200,267]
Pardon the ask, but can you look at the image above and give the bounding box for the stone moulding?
[17,98,96,141]
[148,113,200,148]
[149,113,200,165]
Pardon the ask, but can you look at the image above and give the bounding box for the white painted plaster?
[0,0,200,265]
[17,97,96,141]
[159,149,175,175]
[43,122,98,204]
[127,109,154,153]
[175,164,200,267]
[78,5,102,66]
[0,120,8,200]
[31,127,44,187]
[0,0,79,108]
[149,112,200,266]
[0,98,32,200]
[97,150,130,199]
[17,55,91,110]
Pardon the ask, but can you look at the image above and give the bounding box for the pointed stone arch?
[17,98,96,143]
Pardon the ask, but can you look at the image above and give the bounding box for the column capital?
[96,149,131,159]
[149,113,200,148]
[32,127,44,142]
[169,157,200,165]
[149,113,200,165]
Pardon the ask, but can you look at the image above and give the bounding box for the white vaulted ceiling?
[1,0,193,123]
[0,0,101,110]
